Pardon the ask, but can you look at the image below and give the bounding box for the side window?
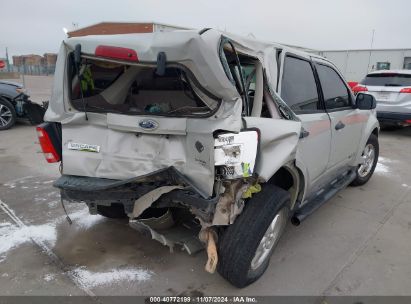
[376,62,390,70]
[281,56,320,113]
[316,64,351,110]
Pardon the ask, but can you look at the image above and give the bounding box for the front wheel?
[350,134,379,186]
[217,185,290,288]
[0,98,16,130]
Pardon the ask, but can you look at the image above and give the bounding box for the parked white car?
[354,70,411,127]
[37,29,379,287]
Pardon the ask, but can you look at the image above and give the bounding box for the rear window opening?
[69,56,220,117]
[361,73,411,87]
[219,40,281,119]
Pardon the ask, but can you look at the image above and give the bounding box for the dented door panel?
[243,117,301,182]
[295,113,332,195]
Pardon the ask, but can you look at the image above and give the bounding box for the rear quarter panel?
[243,117,301,182]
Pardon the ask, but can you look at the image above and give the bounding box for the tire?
[97,203,128,219]
[0,98,16,130]
[217,185,290,288]
[350,134,379,186]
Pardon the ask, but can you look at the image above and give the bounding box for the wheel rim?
[250,207,287,270]
[358,143,375,178]
[0,104,12,127]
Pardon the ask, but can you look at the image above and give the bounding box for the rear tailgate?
[46,31,246,198]
[367,86,401,103]
[61,114,216,198]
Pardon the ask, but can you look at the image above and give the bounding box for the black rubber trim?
[54,166,210,198]
[292,169,356,224]
[377,111,411,122]
[199,28,211,35]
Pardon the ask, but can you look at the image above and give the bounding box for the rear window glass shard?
[70,58,220,117]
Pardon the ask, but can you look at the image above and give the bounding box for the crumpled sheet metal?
[212,180,248,226]
[46,28,286,124]
[129,219,204,255]
[244,117,301,182]
[46,29,302,198]
[130,185,184,218]
[61,122,217,197]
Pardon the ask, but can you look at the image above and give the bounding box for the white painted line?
[0,199,97,298]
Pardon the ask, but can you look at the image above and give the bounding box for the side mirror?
[356,93,376,110]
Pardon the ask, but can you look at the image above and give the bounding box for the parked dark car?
[0,80,47,130]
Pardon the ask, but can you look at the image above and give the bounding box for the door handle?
[335,121,346,130]
[299,128,310,139]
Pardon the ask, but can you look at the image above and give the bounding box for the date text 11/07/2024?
[148,296,258,303]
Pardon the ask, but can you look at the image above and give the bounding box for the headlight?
[16,87,27,94]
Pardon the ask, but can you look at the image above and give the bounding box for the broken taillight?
[36,126,60,163]
[347,81,359,89]
[95,45,138,62]
[352,85,368,94]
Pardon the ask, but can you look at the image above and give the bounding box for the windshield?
[69,57,219,117]
[361,73,411,87]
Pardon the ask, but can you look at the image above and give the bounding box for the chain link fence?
[6,64,56,76]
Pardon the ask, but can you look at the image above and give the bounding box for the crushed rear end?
[40,30,301,274]
[41,30,259,255]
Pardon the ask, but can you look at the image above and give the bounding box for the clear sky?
[1,0,409,58]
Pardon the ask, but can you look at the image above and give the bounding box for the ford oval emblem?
[138,119,159,131]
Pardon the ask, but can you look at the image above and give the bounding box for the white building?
[317,49,411,82]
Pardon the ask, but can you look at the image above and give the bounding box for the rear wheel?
[351,134,379,186]
[97,203,127,219]
[0,98,16,130]
[217,185,290,288]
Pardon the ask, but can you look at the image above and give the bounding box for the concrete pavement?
[0,101,410,296]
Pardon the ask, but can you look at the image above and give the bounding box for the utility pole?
[367,29,375,72]
[5,47,10,72]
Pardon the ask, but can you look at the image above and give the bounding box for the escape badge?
[68,142,100,153]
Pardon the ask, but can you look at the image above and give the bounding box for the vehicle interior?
[69,56,219,117]
[220,41,281,119]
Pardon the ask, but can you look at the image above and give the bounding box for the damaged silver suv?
[37,29,379,287]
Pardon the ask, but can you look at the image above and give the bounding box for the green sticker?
[242,162,251,177]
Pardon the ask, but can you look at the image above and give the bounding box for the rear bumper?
[53,167,218,219]
[376,111,411,124]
